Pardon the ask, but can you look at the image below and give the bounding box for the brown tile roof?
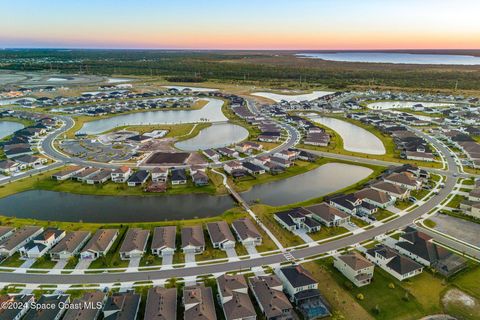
[144,287,177,320]
[151,226,176,250]
[181,226,205,248]
[206,221,235,244]
[337,252,373,271]
[183,284,216,320]
[82,229,118,253]
[231,218,261,241]
[50,231,91,254]
[119,228,149,253]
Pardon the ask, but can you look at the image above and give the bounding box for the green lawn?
[446,194,466,209]
[373,209,394,221]
[309,226,350,241]
[30,256,57,269]
[0,253,24,268]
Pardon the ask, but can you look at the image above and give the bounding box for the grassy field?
[304,257,480,320]
[100,122,211,139]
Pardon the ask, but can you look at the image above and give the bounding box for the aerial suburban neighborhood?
[1,2,480,319]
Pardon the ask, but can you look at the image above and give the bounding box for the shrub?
[388,282,395,289]
[356,293,364,301]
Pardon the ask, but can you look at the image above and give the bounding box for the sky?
[1,0,479,50]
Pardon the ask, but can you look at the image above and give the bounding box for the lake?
[241,163,373,206]
[297,52,480,65]
[367,101,454,110]
[79,98,228,134]
[307,115,386,155]
[162,86,218,92]
[0,163,372,222]
[0,120,24,139]
[175,123,249,151]
[252,91,333,103]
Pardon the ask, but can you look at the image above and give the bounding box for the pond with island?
[78,98,228,135]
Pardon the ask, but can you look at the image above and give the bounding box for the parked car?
[408,196,418,203]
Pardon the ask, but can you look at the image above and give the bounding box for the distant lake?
[252,91,333,103]
[307,115,386,155]
[0,120,24,139]
[175,123,249,151]
[297,52,480,65]
[79,98,228,134]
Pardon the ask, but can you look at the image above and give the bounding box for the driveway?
[184,253,197,266]
[161,254,173,270]
[48,259,69,274]
[225,247,238,261]
[74,259,92,271]
[14,259,36,273]
[128,258,141,269]
[293,229,316,246]
[244,244,259,258]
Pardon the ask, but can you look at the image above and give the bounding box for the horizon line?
[2,47,480,51]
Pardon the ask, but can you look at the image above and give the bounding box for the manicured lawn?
[423,219,437,228]
[452,265,480,298]
[0,253,24,268]
[316,258,427,320]
[139,252,162,267]
[446,194,465,209]
[303,261,374,320]
[351,216,370,228]
[373,209,394,221]
[309,226,350,241]
[30,256,57,269]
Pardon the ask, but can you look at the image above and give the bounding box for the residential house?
[405,151,435,162]
[144,287,177,320]
[13,155,46,168]
[0,226,15,242]
[0,159,20,174]
[395,227,467,277]
[181,226,205,254]
[355,188,394,209]
[0,294,34,320]
[231,218,262,246]
[274,208,321,233]
[111,166,132,183]
[269,156,292,168]
[171,168,187,185]
[276,265,330,319]
[127,170,150,187]
[383,172,420,190]
[23,295,70,320]
[71,167,101,182]
[371,181,410,200]
[334,252,374,287]
[49,231,91,261]
[0,226,44,257]
[51,166,85,180]
[218,147,239,158]
[151,226,176,257]
[206,221,236,249]
[63,291,106,320]
[80,229,119,260]
[236,141,263,154]
[192,170,209,186]
[223,161,244,175]
[19,228,66,259]
[248,275,294,320]
[183,284,217,320]
[86,169,112,185]
[151,167,168,183]
[203,149,220,162]
[329,194,363,215]
[119,228,149,260]
[242,162,266,175]
[217,274,256,320]
[103,292,141,320]
[304,203,350,227]
[366,245,423,281]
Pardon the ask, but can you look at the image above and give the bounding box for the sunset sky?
[1,0,479,50]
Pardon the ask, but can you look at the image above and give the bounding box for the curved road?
[0,123,460,285]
